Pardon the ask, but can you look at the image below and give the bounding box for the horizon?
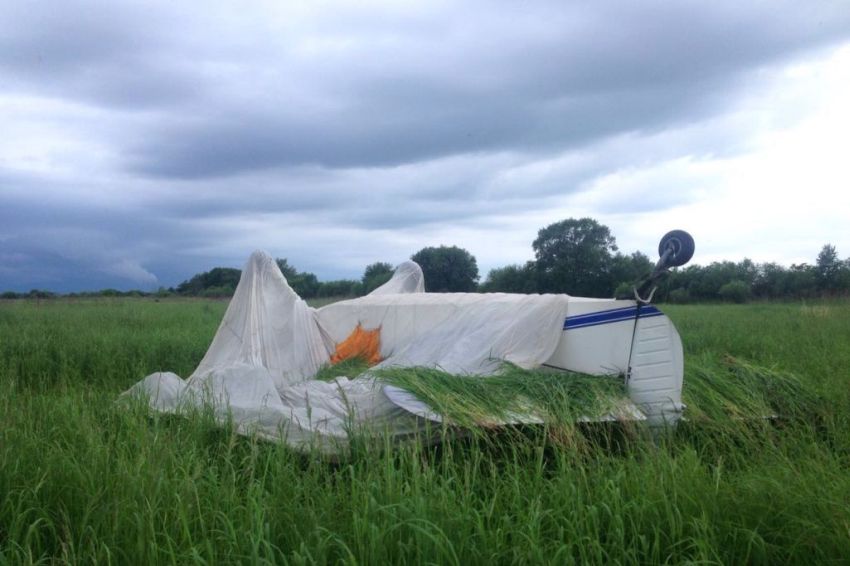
[2,237,840,295]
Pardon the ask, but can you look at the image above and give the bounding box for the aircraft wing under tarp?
[383,384,646,426]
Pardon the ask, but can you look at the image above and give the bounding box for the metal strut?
[626,245,675,381]
[632,245,674,304]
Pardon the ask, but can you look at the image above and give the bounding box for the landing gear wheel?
[658,230,695,268]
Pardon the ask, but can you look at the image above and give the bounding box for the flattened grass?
[376,365,628,427]
[313,356,371,382]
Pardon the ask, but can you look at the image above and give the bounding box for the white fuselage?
[548,298,684,425]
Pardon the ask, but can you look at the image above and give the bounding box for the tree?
[176,267,241,296]
[752,262,788,299]
[480,262,538,293]
[815,244,840,291]
[290,272,320,298]
[275,258,320,298]
[718,280,751,303]
[275,258,298,280]
[411,246,479,292]
[27,289,55,299]
[839,258,850,293]
[361,262,394,294]
[532,218,618,296]
[787,263,817,298]
[318,279,360,298]
[685,260,757,301]
[609,251,654,292]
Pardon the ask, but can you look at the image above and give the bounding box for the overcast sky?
[2,1,850,292]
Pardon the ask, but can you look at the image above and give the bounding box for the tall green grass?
[2,298,850,563]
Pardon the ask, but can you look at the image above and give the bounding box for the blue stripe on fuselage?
[563,305,662,330]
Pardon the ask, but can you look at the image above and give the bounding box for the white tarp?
[191,252,332,391]
[318,293,570,375]
[125,251,572,453]
[368,260,425,295]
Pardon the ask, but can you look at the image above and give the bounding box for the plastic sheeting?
[124,250,572,454]
[190,252,332,390]
[368,260,425,295]
[317,293,570,375]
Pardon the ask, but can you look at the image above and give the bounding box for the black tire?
[658,230,695,267]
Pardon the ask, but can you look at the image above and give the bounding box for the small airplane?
[127,231,695,453]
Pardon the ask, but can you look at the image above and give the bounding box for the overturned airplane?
[126,231,696,454]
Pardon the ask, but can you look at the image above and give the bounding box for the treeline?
[3,218,848,302]
[480,218,654,297]
[171,247,479,299]
[0,246,476,300]
[655,250,850,303]
[165,218,850,302]
[0,288,174,300]
[171,258,398,299]
[480,218,850,302]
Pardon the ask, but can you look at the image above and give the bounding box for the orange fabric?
[330,324,383,365]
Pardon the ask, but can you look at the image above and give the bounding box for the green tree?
[532,218,618,296]
[361,262,394,294]
[672,260,758,301]
[318,279,360,298]
[752,262,789,299]
[275,258,320,298]
[839,258,850,293]
[290,272,320,298]
[815,244,840,291]
[275,258,298,280]
[155,286,173,298]
[480,262,538,293]
[176,267,241,296]
[718,280,751,303]
[411,246,479,292]
[609,251,654,294]
[787,263,817,298]
[27,289,55,299]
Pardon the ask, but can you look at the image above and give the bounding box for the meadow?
[1,298,849,564]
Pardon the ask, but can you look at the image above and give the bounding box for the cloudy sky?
[2,1,850,292]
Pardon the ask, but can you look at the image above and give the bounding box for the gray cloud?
[1,1,849,291]
[5,1,850,177]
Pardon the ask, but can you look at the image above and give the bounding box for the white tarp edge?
[368,260,425,295]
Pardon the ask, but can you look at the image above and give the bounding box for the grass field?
[1,298,849,564]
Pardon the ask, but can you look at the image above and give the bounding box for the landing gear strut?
[631,230,695,303]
